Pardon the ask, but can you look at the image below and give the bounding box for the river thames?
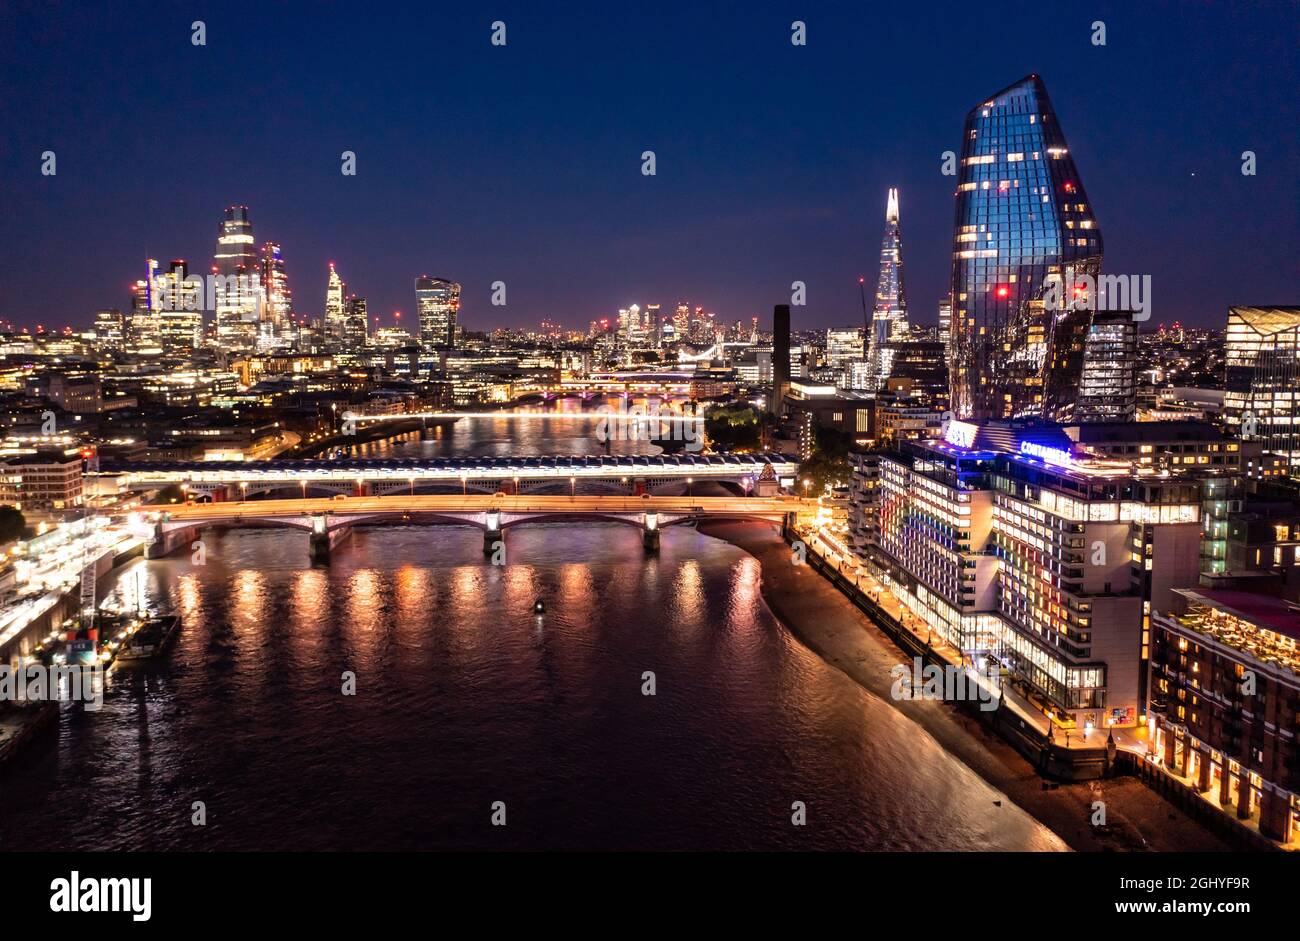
[0,404,1066,851]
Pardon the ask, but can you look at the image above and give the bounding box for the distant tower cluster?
[867,188,908,390]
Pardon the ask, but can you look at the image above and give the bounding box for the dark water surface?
[0,524,1064,851]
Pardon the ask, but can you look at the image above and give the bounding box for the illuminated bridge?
[146,494,807,561]
[99,452,798,500]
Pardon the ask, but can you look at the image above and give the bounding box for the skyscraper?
[260,242,293,332]
[937,298,952,360]
[128,258,161,350]
[344,295,369,351]
[415,276,461,348]
[325,264,347,345]
[1076,311,1137,423]
[1224,306,1300,474]
[949,74,1103,421]
[867,188,908,390]
[158,259,203,351]
[213,206,262,349]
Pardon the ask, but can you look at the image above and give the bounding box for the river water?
[0,401,1065,851]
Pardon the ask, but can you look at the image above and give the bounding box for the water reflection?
[0,524,1064,851]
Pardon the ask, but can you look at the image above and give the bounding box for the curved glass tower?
[949,74,1103,421]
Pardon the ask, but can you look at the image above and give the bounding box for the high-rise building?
[157,259,203,351]
[773,303,791,412]
[938,298,952,360]
[1224,306,1300,475]
[260,242,293,332]
[213,206,262,349]
[673,302,690,339]
[1076,311,1137,423]
[93,309,125,350]
[949,75,1104,422]
[415,276,461,348]
[344,296,369,351]
[325,264,348,345]
[867,188,908,390]
[128,258,162,350]
[825,327,866,375]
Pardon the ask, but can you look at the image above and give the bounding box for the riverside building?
[1150,588,1300,844]
[856,419,1205,730]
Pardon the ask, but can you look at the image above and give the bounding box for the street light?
[408,477,415,497]
[461,474,468,497]
[570,476,576,498]
[686,476,693,498]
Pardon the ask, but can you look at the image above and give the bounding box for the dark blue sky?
[1,0,1296,334]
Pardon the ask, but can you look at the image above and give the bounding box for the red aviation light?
[995,286,1010,299]
[1063,181,1076,193]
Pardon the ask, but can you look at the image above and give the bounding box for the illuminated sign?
[944,420,978,449]
[1019,441,1073,466]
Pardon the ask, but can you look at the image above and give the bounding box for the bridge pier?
[146,521,200,558]
[484,510,503,557]
[642,513,660,553]
[308,515,353,563]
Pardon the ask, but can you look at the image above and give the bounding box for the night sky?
[1,0,1296,334]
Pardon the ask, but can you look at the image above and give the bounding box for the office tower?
[1077,311,1137,422]
[938,298,952,359]
[213,206,262,349]
[344,296,369,351]
[157,259,203,351]
[128,258,162,349]
[866,188,908,390]
[886,340,949,407]
[93,309,125,350]
[325,264,347,345]
[826,327,866,388]
[261,242,293,332]
[688,306,713,345]
[415,276,461,348]
[1224,306,1300,474]
[949,74,1104,421]
[673,302,690,338]
[773,303,791,411]
[644,303,662,346]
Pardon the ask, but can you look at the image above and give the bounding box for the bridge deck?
[103,452,798,483]
[158,494,805,521]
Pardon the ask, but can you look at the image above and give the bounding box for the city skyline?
[2,2,1296,333]
[3,0,1300,881]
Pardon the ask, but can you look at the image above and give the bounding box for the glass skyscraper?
[416,276,461,348]
[867,188,907,390]
[213,205,262,349]
[949,74,1103,421]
